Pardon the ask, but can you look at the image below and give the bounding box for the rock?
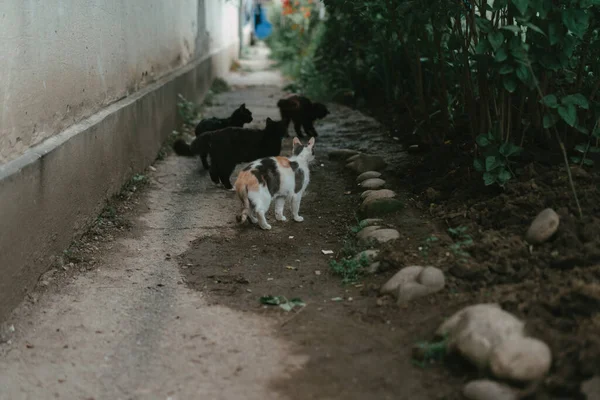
[356,226,382,242]
[355,249,380,264]
[360,198,403,218]
[347,153,361,162]
[366,261,381,274]
[360,228,400,245]
[463,380,519,400]
[424,187,441,202]
[397,282,434,302]
[581,376,600,399]
[359,178,386,190]
[346,154,387,174]
[407,145,421,154]
[490,336,552,382]
[380,265,445,303]
[328,149,359,161]
[381,266,423,295]
[362,189,396,204]
[436,304,525,370]
[360,190,374,200]
[450,259,488,279]
[418,266,445,290]
[571,165,590,179]
[525,208,560,245]
[356,171,382,182]
[358,218,383,227]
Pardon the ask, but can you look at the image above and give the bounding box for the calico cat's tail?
[172,139,195,157]
[235,184,251,224]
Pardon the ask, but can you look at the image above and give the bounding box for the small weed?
[260,295,306,312]
[448,226,473,259]
[412,335,449,367]
[177,94,199,127]
[419,235,439,259]
[350,219,369,234]
[329,253,370,284]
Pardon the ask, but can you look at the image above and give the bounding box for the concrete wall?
[0,0,240,321]
[0,0,239,165]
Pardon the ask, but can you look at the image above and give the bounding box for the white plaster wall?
[0,0,240,165]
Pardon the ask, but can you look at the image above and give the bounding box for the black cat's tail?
[173,139,195,157]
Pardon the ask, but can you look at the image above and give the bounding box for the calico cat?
[277,95,329,138]
[172,103,253,169]
[235,137,316,230]
[208,117,288,190]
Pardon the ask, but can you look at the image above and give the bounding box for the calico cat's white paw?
[260,223,272,230]
[276,215,287,222]
[293,216,304,222]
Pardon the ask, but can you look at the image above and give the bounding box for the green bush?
[267,0,600,192]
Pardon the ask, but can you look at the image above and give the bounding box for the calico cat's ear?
[293,137,302,147]
[308,137,316,148]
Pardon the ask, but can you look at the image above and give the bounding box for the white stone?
[359,178,386,190]
[490,336,552,382]
[356,171,382,182]
[360,190,374,199]
[363,189,396,204]
[356,226,382,241]
[380,266,423,295]
[436,304,526,370]
[418,266,445,290]
[525,208,560,244]
[359,218,383,227]
[361,228,399,244]
[463,380,519,400]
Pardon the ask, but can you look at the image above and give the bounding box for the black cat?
[277,95,329,138]
[208,118,288,189]
[173,103,253,169]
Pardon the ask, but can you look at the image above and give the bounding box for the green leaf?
[543,113,559,128]
[583,158,594,166]
[475,39,490,55]
[524,22,546,36]
[495,48,508,62]
[476,17,493,33]
[473,158,485,172]
[540,94,559,108]
[485,155,505,171]
[476,134,491,147]
[570,156,582,163]
[515,65,530,85]
[488,31,504,51]
[260,295,282,305]
[503,75,518,93]
[511,0,529,15]
[501,25,522,34]
[562,9,589,39]
[558,104,577,127]
[498,64,514,75]
[483,172,497,186]
[561,93,589,110]
[499,142,523,157]
[497,169,513,185]
[575,143,587,153]
[593,125,600,138]
[548,22,562,45]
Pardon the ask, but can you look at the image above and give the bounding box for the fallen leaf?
[285,266,297,270]
[315,270,321,276]
[321,250,334,255]
[331,297,343,302]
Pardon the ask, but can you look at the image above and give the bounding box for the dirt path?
[0,45,461,400]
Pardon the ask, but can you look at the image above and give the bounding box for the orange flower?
[304,10,311,18]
